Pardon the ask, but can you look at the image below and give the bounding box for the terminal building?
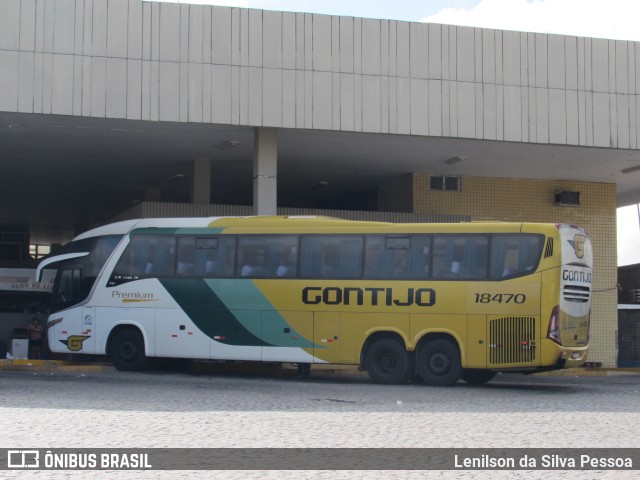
[1,0,640,366]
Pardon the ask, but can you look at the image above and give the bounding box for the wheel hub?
[429,352,450,374]
[119,342,137,360]
[380,352,398,372]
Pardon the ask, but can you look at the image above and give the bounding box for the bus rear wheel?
[365,338,411,385]
[417,339,461,386]
[462,369,496,385]
[110,329,147,372]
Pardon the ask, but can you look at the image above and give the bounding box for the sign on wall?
[0,268,55,292]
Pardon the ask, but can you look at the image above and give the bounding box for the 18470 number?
[474,293,526,304]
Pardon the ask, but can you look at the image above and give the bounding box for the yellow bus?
[37,216,592,386]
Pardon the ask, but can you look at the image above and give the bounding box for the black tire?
[365,338,411,385]
[109,329,147,372]
[462,369,496,385]
[417,339,461,386]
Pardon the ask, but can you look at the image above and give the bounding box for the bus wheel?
[110,329,147,372]
[462,369,496,385]
[417,339,461,386]
[365,338,410,385]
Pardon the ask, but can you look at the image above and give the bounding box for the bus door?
[211,309,262,361]
[466,314,487,368]
[313,312,341,363]
[49,263,96,354]
[261,310,314,362]
[155,308,210,359]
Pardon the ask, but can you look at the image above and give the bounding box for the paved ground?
[1,367,639,479]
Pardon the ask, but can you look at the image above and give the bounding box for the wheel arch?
[106,323,149,358]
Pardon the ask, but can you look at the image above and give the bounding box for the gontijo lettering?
[562,270,592,283]
[302,286,436,307]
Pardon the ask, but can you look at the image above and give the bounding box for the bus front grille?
[489,316,536,365]
[563,285,590,303]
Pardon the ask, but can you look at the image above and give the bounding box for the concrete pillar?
[253,127,278,215]
[191,158,212,204]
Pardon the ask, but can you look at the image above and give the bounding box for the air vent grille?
[563,285,590,303]
[544,238,554,258]
[489,317,536,365]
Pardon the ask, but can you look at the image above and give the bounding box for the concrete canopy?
[2,110,639,244]
[1,0,640,243]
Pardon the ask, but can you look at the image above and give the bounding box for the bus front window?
[54,265,83,306]
[51,235,122,312]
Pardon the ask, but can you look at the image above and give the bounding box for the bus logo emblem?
[59,335,91,352]
[569,235,586,259]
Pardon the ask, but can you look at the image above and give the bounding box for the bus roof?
[70,216,568,240]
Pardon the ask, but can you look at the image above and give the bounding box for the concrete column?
[191,158,212,204]
[253,127,278,215]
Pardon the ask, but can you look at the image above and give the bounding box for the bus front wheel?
[110,329,147,372]
[365,338,411,385]
[417,339,461,386]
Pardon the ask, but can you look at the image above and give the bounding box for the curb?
[0,359,114,373]
[0,359,362,376]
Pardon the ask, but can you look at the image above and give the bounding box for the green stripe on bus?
[159,278,317,348]
[205,279,316,348]
[159,278,270,347]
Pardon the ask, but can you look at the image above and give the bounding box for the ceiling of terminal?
[2,112,640,244]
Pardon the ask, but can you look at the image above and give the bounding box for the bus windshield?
[51,235,122,312]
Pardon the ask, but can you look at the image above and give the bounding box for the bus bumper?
[554,345,589,368]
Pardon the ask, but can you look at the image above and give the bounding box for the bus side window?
[112,235,176,278]
[301,236,363,279]
[236,236,297,278]
[490,234,544,279]
[407,236,431,278]
[147,237,176,277]
[364,236,430,279]
[176,237,196,276]
[433,235,488,279]
[364,237,387,278]
[194,236,235,277]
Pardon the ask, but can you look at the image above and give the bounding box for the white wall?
[0,0,639,148]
